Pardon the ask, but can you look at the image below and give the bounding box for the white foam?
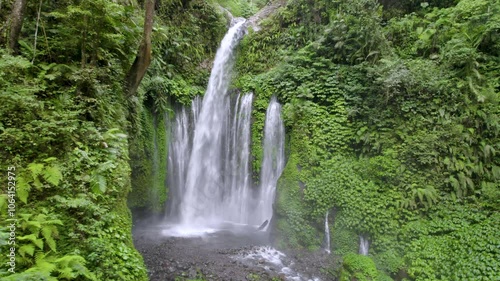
[240,246,286,266]
[234,246,321,281]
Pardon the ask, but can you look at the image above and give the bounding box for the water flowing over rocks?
[133,221,335,281]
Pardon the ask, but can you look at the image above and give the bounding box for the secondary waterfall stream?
[324,211,330,254]
[257,96,285,227]
[359,236,369,256]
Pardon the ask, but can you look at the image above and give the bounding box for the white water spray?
[359,235,369,256]
[165,20,287,236]
[180,20,247,226]
[257,96,285,227]
[324,211,330,254]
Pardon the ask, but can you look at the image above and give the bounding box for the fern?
[90,173,107,194]
[16,176,31,203]
[27,163,44,178]
[41,226,57,252]
[15,159,64,204]
[19,245,36,258]
[54,255,97,280]
[18,234,44,250]
[31,252,57,275]
[42,165,63,186]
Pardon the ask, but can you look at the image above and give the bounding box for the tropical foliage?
[236,0,499,279]
[0,0,225,279]
[1,0,499,280]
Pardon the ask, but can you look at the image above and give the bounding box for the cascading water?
[224,93,254,223]
[180,19,247,226]
[151,18,327,281]
[359,235,369,255]
[166,106,193,219]
[168,92,254,227]
[324,211,330,254]
[256,96,285,227]
[165,19,287,237]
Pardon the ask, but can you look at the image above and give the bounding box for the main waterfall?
[180,19,248,227]
[165,19,286,235]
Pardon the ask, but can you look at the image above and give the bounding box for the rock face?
[217,0,287,31]
[248,0,287,31]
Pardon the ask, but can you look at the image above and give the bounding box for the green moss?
[128,105,169,212]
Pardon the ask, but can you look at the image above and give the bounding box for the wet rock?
[133,223,333,281]
[188,267,197,279]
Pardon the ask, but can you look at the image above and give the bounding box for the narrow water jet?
[324,211,330,254]
[224,93,254,223]
[256,96,285,228]
[359,235,369,256]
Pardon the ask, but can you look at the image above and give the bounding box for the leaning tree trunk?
[8,0,27,53]
[125,0,155,97]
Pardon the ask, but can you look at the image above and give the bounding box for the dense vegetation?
[1,0,498,280]
[0,0,225,279]
[236,0,499,280]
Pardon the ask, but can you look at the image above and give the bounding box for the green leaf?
[17,176,30,203]
[28,163,44,178]
[492,165,500,180]
[18,234,44,249]
[19,244,35,257]
[0,194,6,210]
[91,174,107,194]
[43,165,63,186]
[41,225,58,253]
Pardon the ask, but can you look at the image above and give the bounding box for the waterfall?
[324,211,330,254]
[164,20,288,235]
[359,236,369,255]
[256,96,285,228]
[177,19,249,226]
[224,93,254,223]
[167,105,194,220]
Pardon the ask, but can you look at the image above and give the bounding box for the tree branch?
[125,0,155,97]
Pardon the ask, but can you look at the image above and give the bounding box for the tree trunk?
[8,0,27,53]
[125,0,155,97]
